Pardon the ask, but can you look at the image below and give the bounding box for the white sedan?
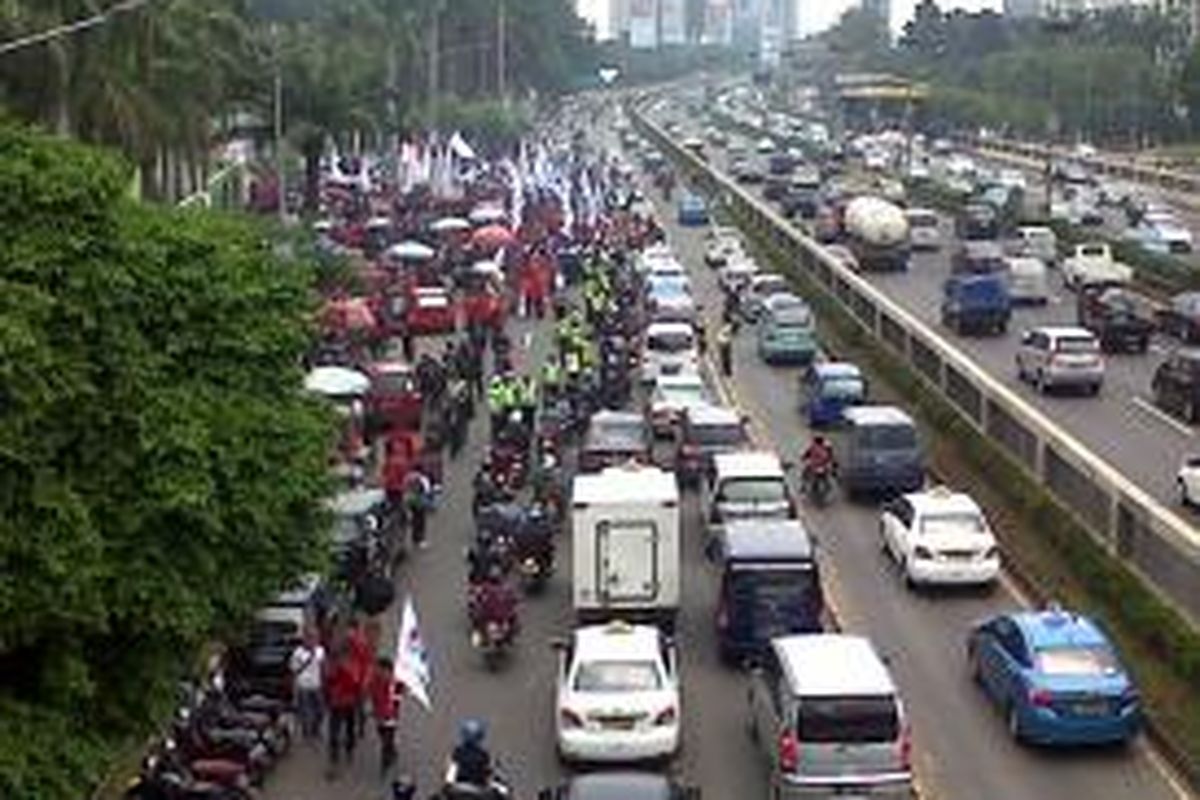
[555,621,681,763]
[1179,456,1200,508]
[879,487,1000,588]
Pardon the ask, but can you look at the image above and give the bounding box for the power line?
[0,0,156,58]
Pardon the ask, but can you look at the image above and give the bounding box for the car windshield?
[1056,336,1099,354]
[820,377,864,399]
[661,384,705,405]
[594,417,644,443]
[857,425,916,450]
[375,371,414,393]
[920,512,986,537]
[573,660,662,692]
[796,696,900,743]
[692,423,746,447]
[648,331,694,352]
[909,213,937,228]
[1034,646,1121,676]
[719,477,787,503]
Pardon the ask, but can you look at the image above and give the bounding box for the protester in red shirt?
[369,656,405,776]
[324,638,364,775]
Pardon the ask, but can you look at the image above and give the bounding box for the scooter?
[125,740,256,800]
[440,759,511,800]
[804,463,834,508]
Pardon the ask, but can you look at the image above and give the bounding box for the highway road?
[260,110,1191,800]
[657,103,1200,513]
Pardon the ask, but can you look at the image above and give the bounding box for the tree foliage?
[0,121,333,799]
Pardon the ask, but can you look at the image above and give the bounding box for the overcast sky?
[576,0,1002,39]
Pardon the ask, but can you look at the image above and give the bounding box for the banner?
[393,596,432,711]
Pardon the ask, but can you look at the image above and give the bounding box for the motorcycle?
[440,759,511,800]
[125,739,256,800]
[804,463,834,508]
[471,617,515,671]
[510,507,556,594]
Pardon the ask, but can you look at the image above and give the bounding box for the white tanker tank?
[843,196,910,272]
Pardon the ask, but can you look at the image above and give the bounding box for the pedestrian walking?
[324,639,363,776]
[288,628,326,741]
[369,656,404,776]
[717,322,734,377]
[347,618,374,738]
[405,469,431,549]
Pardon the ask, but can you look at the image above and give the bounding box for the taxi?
[878,486,1000,588]
[554,621,681,763]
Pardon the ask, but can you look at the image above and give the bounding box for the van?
[712,521,823,664]
[941,273,1011,336]
[950,240,1006,276]
[840,406,925,497]
[1004,256,1049,304]
[747,634,913,799]
[572,464,681,628]
[1015,225,1057,266]
[705,451,797,541]
[757,302,818,365]
[642,321,698,383]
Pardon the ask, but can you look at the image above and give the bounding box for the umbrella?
[388,240,435,261]
[304,366,370,397]
[469,205,507,226]
[431,216,470,234]
[471,224,516,251]
[322,297,377,332]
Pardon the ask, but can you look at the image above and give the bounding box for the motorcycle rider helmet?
[459,717,487,746]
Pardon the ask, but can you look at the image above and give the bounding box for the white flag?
[393,596,432,711]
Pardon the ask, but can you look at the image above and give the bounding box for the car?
[747,634,913,799]
[755,136,775,154]
[642,321,699,383]
[676,194,709,227]
[742,274,790,321]
[1004,256,1050,305]
[997,169,1027,192]
[1178,455,1200,507]
[1152,348,1200,424]
[1014,225,1058,266]
[674,403,750,488]
[967,608,1142,745]
[704,227,744,268]
[956,203,999,240]
[646,372,711,438]
[800,362,866,427]
[717,257,759,297]
[554,621,681,763]
[951,240,1007,276]
[1126,214,1194,255]
[879,486,1000,588]
[757,298,817,365]
[537,772,699,800]
[1016,326,1104,395]
[406,286,455,334]
[1075,285,1155,353]
[906,208,941,251]
[580,410,652,473]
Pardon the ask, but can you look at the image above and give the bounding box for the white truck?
[843,196,911,272]
[571,464,680,629]
[1061,242,1134,290]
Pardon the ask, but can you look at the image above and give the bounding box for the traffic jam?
[124,89,1187,800]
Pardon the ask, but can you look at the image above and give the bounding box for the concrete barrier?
[631,103,1200,629]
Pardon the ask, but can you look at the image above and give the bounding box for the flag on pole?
[393,596,432,711]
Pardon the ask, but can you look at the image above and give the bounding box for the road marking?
[1131,396,1195,438]
[1138,736,1199,800]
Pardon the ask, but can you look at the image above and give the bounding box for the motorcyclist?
[469,566,518,642]
[446,718,508,798]
[801,435,837,483]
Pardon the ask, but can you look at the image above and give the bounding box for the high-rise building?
[1003,0,1043,15]
[703,0,735,45]
[610,0,631,40]
[861,0,890,27]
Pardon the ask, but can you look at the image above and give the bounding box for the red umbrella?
[471,224,516,252]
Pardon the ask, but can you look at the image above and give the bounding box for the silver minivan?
[705,451,796,542]
[747,634,913,799]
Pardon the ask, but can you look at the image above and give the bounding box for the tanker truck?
[843,196,910,272]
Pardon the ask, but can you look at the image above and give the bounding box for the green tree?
[0,121,333,799]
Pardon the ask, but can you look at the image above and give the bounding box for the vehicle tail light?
[560,708,584,729]
[778,730,799,772]
[653,706,677,726]
[1028,687,1053,707]
[898,724,912,771]
[1120,687,1140,707]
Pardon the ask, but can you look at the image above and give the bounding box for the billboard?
[629,0,658,49]
[660,0,686,45]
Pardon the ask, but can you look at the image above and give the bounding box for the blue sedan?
[967,608,1141,746]
[800,362,866,427]
[677,194,709,227]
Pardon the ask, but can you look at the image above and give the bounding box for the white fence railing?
[631,104,1200,629]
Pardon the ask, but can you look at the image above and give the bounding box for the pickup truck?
[1061,243,1134,291]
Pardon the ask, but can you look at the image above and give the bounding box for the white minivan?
[747,634,913,800]
[705,451,796,541]
[641,321,698,384]
[1004,256,1049,304]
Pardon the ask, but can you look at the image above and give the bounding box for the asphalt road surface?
[260,120,1191,800]
[675,109,1199,513]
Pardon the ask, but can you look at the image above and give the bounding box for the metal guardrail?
[976,136,1200,197]
[630,104,1200,630]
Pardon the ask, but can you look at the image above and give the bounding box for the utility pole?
[497,0,507,104]
[428,1,441,118]
[272,22,285,224]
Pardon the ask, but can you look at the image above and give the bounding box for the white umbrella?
[471,259,503,276]
[431,216,470,234]
[469,205,507,226]
[388,240,435,261]
[304,366,370,397]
